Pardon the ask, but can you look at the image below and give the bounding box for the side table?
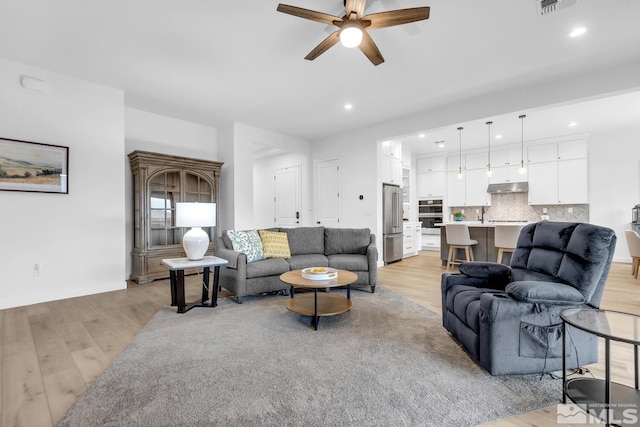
[161,256,228,313]
[561,308,640,426]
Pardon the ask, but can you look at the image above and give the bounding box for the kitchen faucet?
[479,206,485,224]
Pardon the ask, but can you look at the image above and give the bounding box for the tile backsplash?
[450,193,589,222]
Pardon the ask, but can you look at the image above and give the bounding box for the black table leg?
[201,267,210,303]
[347,283,351,300]
[169,270,177,306]
[212,266,220,307]
[605,337,611,426]
[176,270,186,313]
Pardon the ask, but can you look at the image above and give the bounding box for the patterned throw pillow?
[226,230,264,263]
[259,230,291,259]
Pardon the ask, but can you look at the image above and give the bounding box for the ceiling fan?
[277,0,430,66]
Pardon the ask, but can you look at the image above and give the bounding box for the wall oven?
[418,199,443,235]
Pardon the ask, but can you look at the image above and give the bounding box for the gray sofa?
[441,221,616,375]
[214,226,377,303]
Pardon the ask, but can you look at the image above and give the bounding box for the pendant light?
[518,114,527,174]
[457,127,464,180]
[486,121,493,177]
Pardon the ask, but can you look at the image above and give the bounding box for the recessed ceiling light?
[419,133,426,138]
[344,103,353,110]
[568,121,578,127]
[495,134,503,139]
[569,27,587,38]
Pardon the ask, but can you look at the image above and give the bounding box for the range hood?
[486,182,529,194]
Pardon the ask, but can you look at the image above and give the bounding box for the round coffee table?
[280,269,357,330]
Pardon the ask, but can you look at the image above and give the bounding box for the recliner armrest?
[457,262,512,290]
[506,281,586,305]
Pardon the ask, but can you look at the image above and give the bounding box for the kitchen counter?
[439,221,530,265]
[436,221,530,228]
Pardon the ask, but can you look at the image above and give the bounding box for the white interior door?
[315,159,340,226]
[275,165,301,227]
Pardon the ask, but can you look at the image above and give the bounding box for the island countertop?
[436,221,531,228]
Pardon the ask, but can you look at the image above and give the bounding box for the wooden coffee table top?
[280,269,358,289]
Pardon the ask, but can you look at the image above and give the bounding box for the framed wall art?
[0,137,69,194]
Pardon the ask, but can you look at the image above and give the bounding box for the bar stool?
[445,224,478,270]
[495,225,523,264]
[625,229,640,279]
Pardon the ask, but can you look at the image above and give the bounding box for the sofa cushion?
[226,230,264,263]
[327,254,368,271]
[258,230,291,259]
[280,227,325,255]
[286,254,329,270]
[324,228,370,255]
[246,258,290,279]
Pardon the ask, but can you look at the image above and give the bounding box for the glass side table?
[561,308,640,426]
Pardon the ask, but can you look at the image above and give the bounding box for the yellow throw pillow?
[259,230,291,259]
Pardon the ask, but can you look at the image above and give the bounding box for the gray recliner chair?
[441,221,616,375]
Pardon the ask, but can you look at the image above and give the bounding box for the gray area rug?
[57,286,562,426]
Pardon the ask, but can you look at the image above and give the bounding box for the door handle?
[316,221,321,224]
[296,211,299,224]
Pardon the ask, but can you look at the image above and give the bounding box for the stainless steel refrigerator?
[383,184,403,264]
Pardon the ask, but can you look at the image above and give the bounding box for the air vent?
[536,0,578,16]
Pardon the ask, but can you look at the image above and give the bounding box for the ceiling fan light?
[340,26,363,48]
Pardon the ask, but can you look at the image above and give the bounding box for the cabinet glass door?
[149,171,181,247]
[184,172,215,240]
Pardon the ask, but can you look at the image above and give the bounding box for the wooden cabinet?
[417,156,445,173]
[129,151,223,284]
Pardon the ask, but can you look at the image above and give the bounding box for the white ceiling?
[1,0,640,144]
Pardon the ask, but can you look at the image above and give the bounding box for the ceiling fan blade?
[364,7,430,30]
[304,31,341,61]
[345,0,367,18]
[358,30,384,66]
[277,4,342,26]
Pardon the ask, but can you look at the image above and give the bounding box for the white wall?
[218,122,310,231]
[311,130,378,239]
[123,107,219,275]
[588,125,640,262]
[0,58,126,309]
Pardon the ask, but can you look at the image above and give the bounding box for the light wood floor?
[1,252,638,427]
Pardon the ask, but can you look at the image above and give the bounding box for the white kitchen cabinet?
[414,223,422,252]
[422,234,440,251]
[465,152,488,170]
[528,162,558,205]
[489,164,527,184]
[558,158,588,204]
[381,155,402,185]
[447,155,464,172]
[403,222,420,258]
[447,171,466,206]
[527,142,557,163]
[558,140,587,160]
[417,170,445,198]
[417,156,445,173]
[465,168,491,206]
[381,140,402,159]
[447,169,490,207]
[528,139,587,205]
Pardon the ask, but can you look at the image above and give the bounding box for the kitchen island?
[437,221,529,266]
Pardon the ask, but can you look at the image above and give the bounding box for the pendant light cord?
[457,126,463,177]
[519,114,526,169]
[486,121,492,174]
